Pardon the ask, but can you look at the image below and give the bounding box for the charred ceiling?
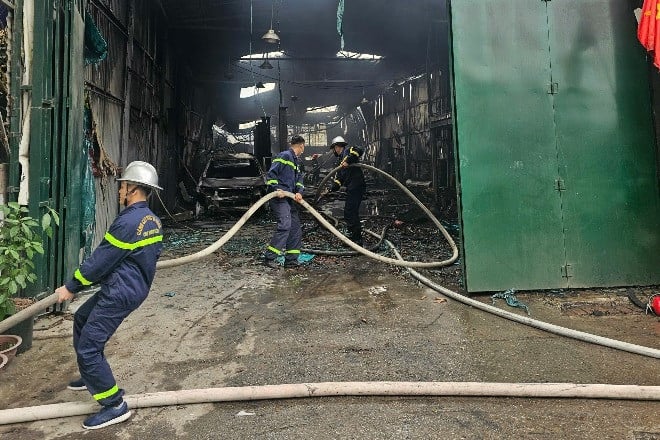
[160,0,448,129]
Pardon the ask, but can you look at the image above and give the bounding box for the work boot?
[261,257,281,269]
[67,378,87,391]
[283,260,302,269]
[350,235,363,247]
[82,400,131,430]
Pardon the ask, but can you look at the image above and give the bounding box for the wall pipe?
[1,382,659,425]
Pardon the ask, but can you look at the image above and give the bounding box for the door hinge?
[547,82,559,94]
[561,264,573,280]
[554,178,566,191]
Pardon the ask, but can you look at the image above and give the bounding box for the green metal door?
[451,0,660,292]
[58,0,85,288]
[9,0,86,298]
[450,0,567,291]
[549,1,660,287]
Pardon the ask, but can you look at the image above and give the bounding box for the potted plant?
[0,202,58,353]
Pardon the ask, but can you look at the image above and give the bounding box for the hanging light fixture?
[261,1,280,44]
[255,81,266,89]
[259,58,273,69]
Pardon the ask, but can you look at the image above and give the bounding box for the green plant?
[0,202,59,320]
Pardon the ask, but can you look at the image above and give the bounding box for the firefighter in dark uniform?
[262,135,305,268]
[329,136,366,246]
[55,161,163,430]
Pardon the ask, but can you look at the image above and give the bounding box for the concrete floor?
[0,220,658,439]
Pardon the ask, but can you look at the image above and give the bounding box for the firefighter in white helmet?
[55,161,163,430]
[329,136,366,246]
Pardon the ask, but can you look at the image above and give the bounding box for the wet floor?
[0,212,658,439]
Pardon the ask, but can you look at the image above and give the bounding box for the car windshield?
[205,159,261,179]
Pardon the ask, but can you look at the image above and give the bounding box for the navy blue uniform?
[65,201,162,406]
[264,148,304,263]
[331,146,365,243]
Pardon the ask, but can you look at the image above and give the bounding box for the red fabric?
[638,0,660,68]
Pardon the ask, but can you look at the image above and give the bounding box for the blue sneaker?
[82,401,131,430]
[67,378,87,391]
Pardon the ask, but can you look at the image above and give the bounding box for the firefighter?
[55,161,163,430]
[329,136,366,246]
[262,135,305,268]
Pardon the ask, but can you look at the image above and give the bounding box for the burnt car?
[195,153,267,215]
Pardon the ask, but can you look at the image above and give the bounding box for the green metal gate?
[450,0,660,292]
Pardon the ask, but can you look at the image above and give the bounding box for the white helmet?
[116,161,162,190]
[330,136,347,148]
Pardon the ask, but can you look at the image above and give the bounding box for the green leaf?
[49,209,60,226]
[41,213,51,230]
[32,243,44,254]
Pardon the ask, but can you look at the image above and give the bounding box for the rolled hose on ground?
[0,382,659,425]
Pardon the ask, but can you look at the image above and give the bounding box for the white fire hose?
[1,165,658,426]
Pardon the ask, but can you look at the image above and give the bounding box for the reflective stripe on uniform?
[349,147,359,157]
[268,245,283,255]
[285,249,300,255]
[74,269,93,286]
[104,232,163,250]
[93,384,119,401]
[267,179,279,185]
[273,158,298,171]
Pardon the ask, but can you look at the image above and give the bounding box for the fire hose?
[0,164,658,426]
